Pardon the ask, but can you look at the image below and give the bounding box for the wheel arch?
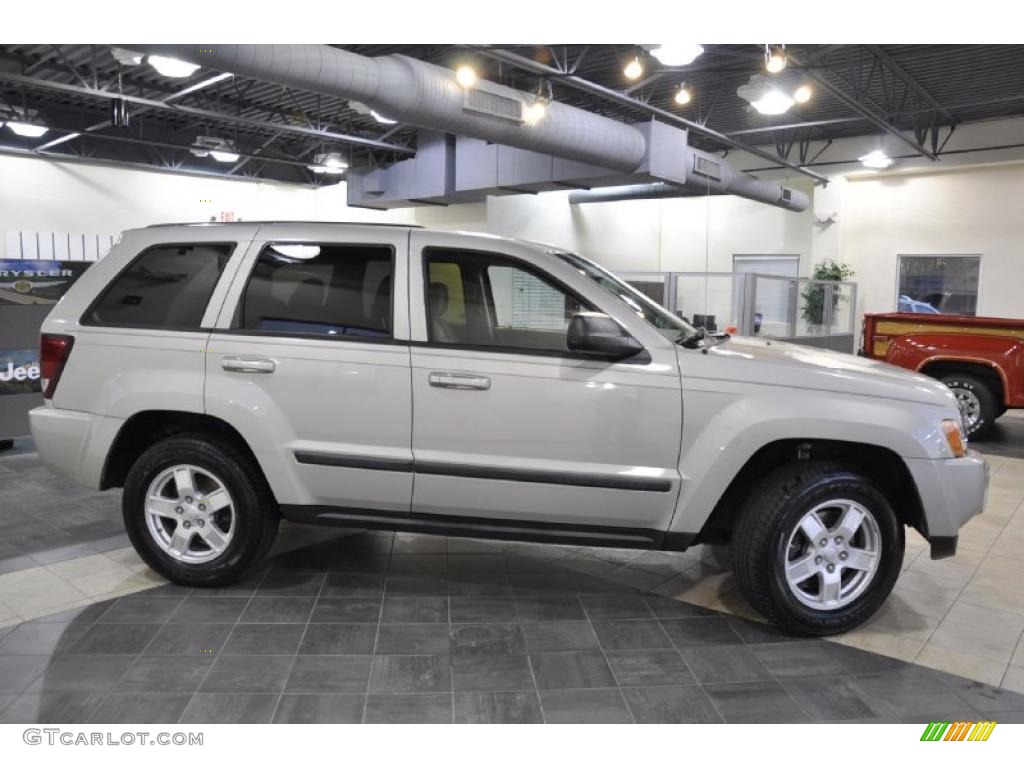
[918,357,1007,406]
[695,438,927,545]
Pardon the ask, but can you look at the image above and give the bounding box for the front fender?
[668,387,956,534]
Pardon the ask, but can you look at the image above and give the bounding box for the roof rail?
[144,221,423,229]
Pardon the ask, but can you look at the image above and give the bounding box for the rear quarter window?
[83,243,235,329]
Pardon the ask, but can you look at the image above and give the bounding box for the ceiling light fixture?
[6,121,49,138]
[308,152,348,174]
[624,56,644,80]
[859,149,894,169]
[649,44,704,67]
[674,84,692,105]
[370,110,397,125]
[209,149,240,163]
[765,45,787,74]
[737,74,795,115]
[110,48,144,67]
[524,79,553,125]
[793,84,813,104]
[147,55,200,79]
[455,64,478,89]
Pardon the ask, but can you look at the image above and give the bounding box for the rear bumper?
[906,449,989,560]
[28,406,123,490]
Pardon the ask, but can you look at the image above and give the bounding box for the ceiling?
[1,44,1023,186]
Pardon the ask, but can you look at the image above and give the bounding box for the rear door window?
[85,242,235,329]
[237,243,394,339]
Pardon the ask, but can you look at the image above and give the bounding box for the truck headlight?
[942,419,967,458]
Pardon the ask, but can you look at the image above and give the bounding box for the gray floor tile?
[143,623,232,656]
[515,595,585,622]
[607,650,695,686]
[540,688,632,723]
[310,597,382,623]
[98,596,184,623]
[389,554,447,575]
[115,655,213,694]
[256,570,325,596]
[592,619,673,651]
[200,655,293,693]
[0,692,104,723]
[705,681,809,723]
[240,596,315,624]
[530,650,616,690]
[642,595,717,619]
[223,624,305,656]
[679,645,773,684]
[298,623,377,655]
[392,533,447,555]
[450,623,526,657]
[369,654,451,694]
[387,575,449,596]
[0,621,89,656]
[622,685,722,723]
[781,676,888,721]
[273,694,364,723]
[320,572,385,598]
[453,653,534,692]
[66,622,161,655]
[937,675,1024,713]
[376,624,450,655]
[180,693,278,724]
[285,655,372,694]
[579,593,653,620]
[727,617,796,644]
[849,668,985,720]
[381,595,448,623]
[27,656,134,693]
[660,617,743,647]
[169,596,249,623]
[364,693,452,723]
[748,641,850,678]
[455,691,543,723]
[449,596,517,623]
[89,693,192,724]
[522,621,600,652]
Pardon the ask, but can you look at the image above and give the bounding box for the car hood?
[683,335,956,408]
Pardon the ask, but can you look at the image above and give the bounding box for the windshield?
[552,251,699,345]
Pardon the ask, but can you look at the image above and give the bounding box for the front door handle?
[222,356,276,374]
[429,372,491,391]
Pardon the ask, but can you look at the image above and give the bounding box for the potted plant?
[801,259,854,329]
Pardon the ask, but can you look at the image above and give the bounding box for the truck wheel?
[123,433,279,587]
[732,461,904,636]
[940,373,997,440]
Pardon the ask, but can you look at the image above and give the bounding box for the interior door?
[206,225,412,512]
[408,230,683,534]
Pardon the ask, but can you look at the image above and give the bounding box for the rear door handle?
[222,356,276,374]
[429,372,491,390]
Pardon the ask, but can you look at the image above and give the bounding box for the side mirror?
[567,312,646,360]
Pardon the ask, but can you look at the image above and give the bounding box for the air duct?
[133,45,808,212]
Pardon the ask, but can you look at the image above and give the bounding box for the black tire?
[123,432,279,587]
[939,372,998,441]
[732,461,904,636]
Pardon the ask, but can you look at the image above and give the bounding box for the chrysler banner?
[0,348,41,397]
[0,260,91,305]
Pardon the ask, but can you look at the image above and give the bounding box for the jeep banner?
[0,348,41,396]
[0,260,91,305]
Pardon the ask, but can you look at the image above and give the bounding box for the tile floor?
[0,413,1022,722]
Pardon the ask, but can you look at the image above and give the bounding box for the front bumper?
[906,449,989,559]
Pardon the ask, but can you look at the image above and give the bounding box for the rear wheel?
[939,372,998,440]
[732,461,904,636]
[123,433,279,587]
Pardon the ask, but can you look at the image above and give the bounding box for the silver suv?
[30,222,987,635]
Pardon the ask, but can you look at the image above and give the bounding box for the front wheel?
[732,462,904,636]
[123,433,279,587]
[940,373,998,440]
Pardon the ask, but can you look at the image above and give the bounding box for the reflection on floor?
[0,413,1022,722]
[1,529,1023,724]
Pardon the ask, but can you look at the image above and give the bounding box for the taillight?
[40,334,74,400]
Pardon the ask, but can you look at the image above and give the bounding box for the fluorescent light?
[649,44,703,67]
[455,65,477,89]
[765,46,787,74]
[147,55,200,78]
[308,152,348,174]
[209,150,240,163]
[6,121,49,138]
[752,90,794,115]
[793,84,813,104]
[307,164,345,175]
[674,85,692,105]
[624,57,644,80]
[370,110,397,125]
[859,149,894,169]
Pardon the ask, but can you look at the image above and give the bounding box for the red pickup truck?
[861,312,1024,439]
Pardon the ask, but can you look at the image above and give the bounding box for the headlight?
[941,419,967,458]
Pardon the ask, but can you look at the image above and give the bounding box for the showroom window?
[84,242,235,329]
[897,254,981,315]
[238,243,393,338]
[424,249,592,353]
